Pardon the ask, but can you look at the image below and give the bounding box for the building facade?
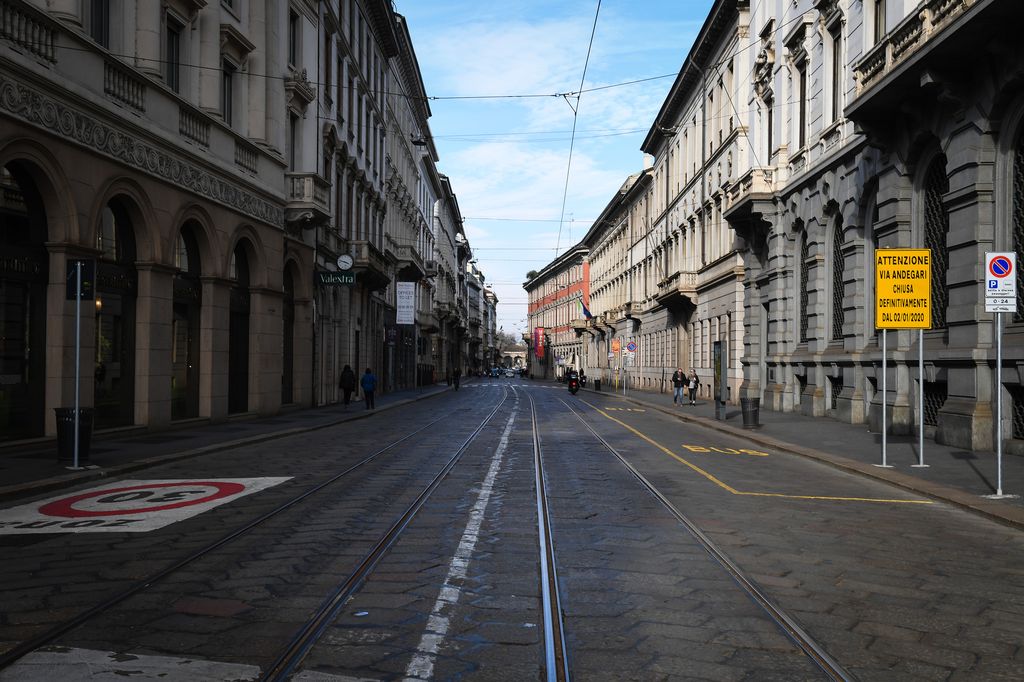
[529,0,1023,453]
[0,0,314,440]
[525,246,589,381]
[725,0,1024,451]
[0,0,487,443]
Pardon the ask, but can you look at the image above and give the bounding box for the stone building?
[528,0,1023,453]
[0,0,312,439]
[0,0,485,444]
[725,0,1024,451]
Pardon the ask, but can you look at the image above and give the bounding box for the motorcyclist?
[567,368,580,394]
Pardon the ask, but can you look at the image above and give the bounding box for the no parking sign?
[0,478,290,534]
[985,252,1017,313]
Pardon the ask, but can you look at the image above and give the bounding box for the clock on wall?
[336,254,353,271]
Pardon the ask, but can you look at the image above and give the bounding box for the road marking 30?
[0,478,291,534]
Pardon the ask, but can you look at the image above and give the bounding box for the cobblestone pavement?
[1,378,1023,680]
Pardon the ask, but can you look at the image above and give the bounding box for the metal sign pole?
[996,312,1003,496]
[73,261,81,470]
[913,329,928,468]
[877,329,891,468]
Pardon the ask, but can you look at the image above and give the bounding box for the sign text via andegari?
[875,249,932,329]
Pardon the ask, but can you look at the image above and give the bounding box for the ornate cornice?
[0,70,283,227]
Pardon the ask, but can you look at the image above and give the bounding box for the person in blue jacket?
[361,367,377,410]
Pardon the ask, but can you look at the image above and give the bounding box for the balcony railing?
[724,167,775,214]
[349,239,390,290]
[0,0,56,63]
[854,0,977,94]
[285,172,331,225]
[393,243,425,279]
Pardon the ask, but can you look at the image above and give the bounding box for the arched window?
[923,156,950,328]
[799,232,810,343]
[832,221,845,341]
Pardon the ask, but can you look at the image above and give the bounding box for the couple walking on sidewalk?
[338,366,378,410]
[672,368,700,406]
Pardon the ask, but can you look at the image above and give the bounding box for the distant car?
[505,368,515,378]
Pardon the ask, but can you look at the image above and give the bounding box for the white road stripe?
[403,400,520,681]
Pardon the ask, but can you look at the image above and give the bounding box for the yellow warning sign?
[875,249,931,329]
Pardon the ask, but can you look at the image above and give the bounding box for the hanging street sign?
[875,249,932,329]
[985,252,1017,313]
[396,281,416,324]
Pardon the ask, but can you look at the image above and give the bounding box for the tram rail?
[262,387,511,680]
[0,391,509,676]
[557,396,853,682]
[526,391,572,682]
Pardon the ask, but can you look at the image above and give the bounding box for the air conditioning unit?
[424,260,438,276]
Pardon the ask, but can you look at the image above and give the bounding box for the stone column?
[135,1,161,75]
[134,263,175,426]
[200,276,230,420]
[248,286,284,415]
[198,8,219,112]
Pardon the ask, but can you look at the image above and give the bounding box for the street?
[2,379,1023,680]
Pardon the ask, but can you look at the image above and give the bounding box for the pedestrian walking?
[688,369,700,405]
[452,366,461,390]
[338,365,356,408]
[671,368,686,405]
[361,367,377,410]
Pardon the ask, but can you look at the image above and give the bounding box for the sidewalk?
[583,382,1024,530]
[0,383,451,503]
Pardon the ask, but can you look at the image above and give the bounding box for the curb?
[0,387,449,504]
[590,388,1024,532]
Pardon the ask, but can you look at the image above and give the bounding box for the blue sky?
[395,1,714,338]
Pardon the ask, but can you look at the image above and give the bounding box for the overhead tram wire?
[554,0,603,259]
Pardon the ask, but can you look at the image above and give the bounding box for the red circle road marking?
[38,481,247,518]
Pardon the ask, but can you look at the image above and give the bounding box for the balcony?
[349,240,391,291]
[393,243,425,281]
[848,0,1005,128]
[654,272,698,311]
[724,167,775,217]
[285,173,331,227]
[421,312,440,334]
[611,301,635,323]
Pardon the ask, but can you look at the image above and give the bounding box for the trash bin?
[55,407,94,464]
[594,379,601,392]
[740,397,760,429]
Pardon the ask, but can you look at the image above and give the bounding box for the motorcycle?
[568,376,580,395]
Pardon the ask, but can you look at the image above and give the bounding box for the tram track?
[526,390,572,682]
[262,387,511,680]
[0,391,510,676]
[557,395,853,682]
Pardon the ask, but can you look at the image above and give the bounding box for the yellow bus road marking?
[581,400,932,506]
[682,445,770,456]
